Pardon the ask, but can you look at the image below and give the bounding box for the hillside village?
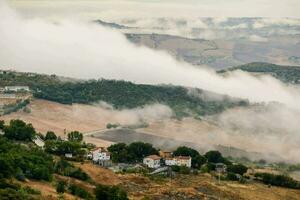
[0,118,300,199]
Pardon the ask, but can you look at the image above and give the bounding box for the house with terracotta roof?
[143,155,161,168]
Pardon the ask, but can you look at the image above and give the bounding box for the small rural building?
[143,155,161,169]
[32,135,45,148]
[4,86,30,92]
[165,156,192,168]
[215,163,227,173]
[91,147,112,167]
[165,157,177,166]
[65,153,73,158]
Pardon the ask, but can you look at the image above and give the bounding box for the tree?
[67,131,83,142]
[108,143,131,163]
[95,184,128,200]
[3,119,35,141]
[56,181,65,193]
[227,164,248,175]
[0,120,4,130]
[127,142,158,162]
[45,131,57,141]
[204,151,231,164]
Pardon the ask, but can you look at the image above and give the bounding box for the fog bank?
[1,1,300,109]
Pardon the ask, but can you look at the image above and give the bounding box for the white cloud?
[8,0,300,19]
[1,1,300,109]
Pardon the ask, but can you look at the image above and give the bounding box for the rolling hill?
[0,70,248,118]
[219,62,300,84]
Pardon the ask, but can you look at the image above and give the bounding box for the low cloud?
[211,103,300,162]
[1,2,300,108]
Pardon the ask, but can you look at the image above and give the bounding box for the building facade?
[165,156,192,168]
[143,155,161,168]
[4,86,30,92]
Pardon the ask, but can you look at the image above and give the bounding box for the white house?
[32,135,45,148]
[165,156,192,168]
[165,157,177,166]
[65,153,73,158]
[91,147,111,163]
[143,155,161,169]
[4,86,30,92]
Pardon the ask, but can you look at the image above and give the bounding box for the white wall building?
[5,86,30,92]
[165,157,177,166]
[91,147,111,162]
[165,156,192,168]
[143,155,161,169]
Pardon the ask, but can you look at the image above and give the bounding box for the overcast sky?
[8,0,300,20]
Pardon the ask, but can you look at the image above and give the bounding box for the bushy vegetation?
[67,131,83,142]
[45,131,57,140]
[220,62,300,84]
[2,99,30,115]
[255,173,300,189]
[0,136,53,181]
[0,179,41,200]
[54,159,90,181]
[0,71,248,118]
[108,142,158,163]
[227,164,248,175]
[3,119,36,141]
[45,140,84,157]
[95,184,128,200]
[68,184,93,199]
[204,150,231,165]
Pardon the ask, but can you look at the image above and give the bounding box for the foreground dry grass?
[14,161,300,200]
[71,162,300,200]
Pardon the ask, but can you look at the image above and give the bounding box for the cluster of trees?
[0,136,53,181]
[220,62,300,84]
[54,159,90,181]
[0,71,248,118]
[0,119,130,199]
[1,119,36,141]
[56,181,128,200]
[0,180,41,200]
[108,142,158,163]
[95,184,128,200]
[255,173,300,189]
[44,131,89,160]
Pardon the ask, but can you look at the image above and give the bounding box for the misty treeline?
[0,119,128,199]
[219,62,300,84]
[0,71,248,117]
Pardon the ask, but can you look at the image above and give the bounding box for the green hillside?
[219,62,300,84]
[0,71,248,117]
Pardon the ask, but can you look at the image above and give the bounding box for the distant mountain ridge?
[93,19,300,69]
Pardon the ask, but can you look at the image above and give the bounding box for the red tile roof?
[145,155,161,160]
[175,156,191,160]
